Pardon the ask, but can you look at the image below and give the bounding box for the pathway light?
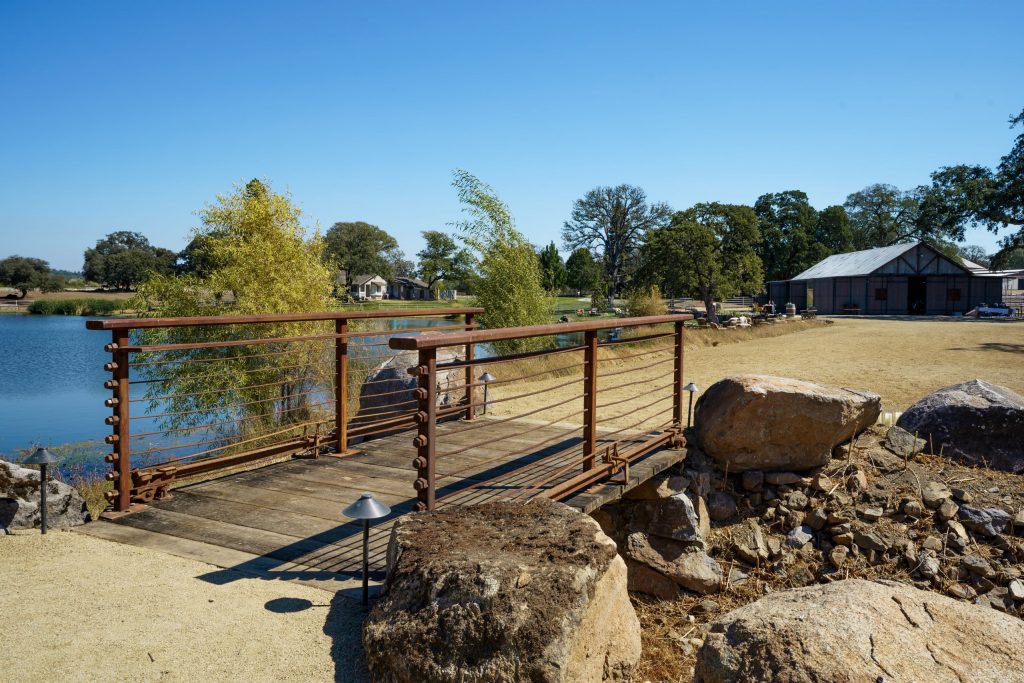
[684,383,700,429]
[479,372,496,415]
[23,447,58,534]
[342,492,392,607]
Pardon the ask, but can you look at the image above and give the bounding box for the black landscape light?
[342,492,391,607]
[684,383,700,429]
[23,447,59,534]
[479,372,496,415]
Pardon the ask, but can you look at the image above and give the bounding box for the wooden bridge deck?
[78,417,685,593]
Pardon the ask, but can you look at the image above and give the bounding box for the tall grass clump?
[27,299,121,315]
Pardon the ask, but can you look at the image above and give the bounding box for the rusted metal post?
[335,318,349,454]
[463,312,475,420]
[673,320,685,428]
[413,348,437,510]
[112,330,131,512]
[582,330,598,471]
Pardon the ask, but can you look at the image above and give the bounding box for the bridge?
[79,308,693,590]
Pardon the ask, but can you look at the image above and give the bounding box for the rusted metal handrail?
[89,307,482,513]
[388,314,685,350]
[395,314,693,511]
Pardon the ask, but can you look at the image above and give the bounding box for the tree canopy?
[537,242,567,293]
[83,230,175,289]
[564,247,601,293]
[918,108,1024,267]
[640,203,762,324]
[133,179,334,439]
[842,184,928,249]
[0,256,63,297]
[562,185,671,303]
[324,221,403,285]
[754,191,827,281]
[416,230,473,290]
[452,169,550,351]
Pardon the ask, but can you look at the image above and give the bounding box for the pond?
[0,315,468,467]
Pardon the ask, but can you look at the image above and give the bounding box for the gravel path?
[0,531,368,682]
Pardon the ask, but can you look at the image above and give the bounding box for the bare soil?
[0,531,368,682]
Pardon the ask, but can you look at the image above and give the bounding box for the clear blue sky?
[2,1,1022,271]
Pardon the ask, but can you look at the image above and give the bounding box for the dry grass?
[485,319,1024,431]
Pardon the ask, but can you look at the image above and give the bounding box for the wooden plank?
[155,490,413,545]
[200,461,416,499]
[111,506,395,573]
[185,478,410,520]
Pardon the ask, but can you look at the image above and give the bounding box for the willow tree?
[452,169,550,352]
[132,180,335,455]
[640,203,762,324]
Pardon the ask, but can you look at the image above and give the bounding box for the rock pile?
[610,378,1024,680]
[0,459,90,531]
[364,498,640,683]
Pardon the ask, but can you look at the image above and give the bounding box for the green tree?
[958,244,991,268]
[537,242,567,293]
[324,221,402,285]
[564,247,600,293]
[843,184,929,249]
[133,179,334,441]
[814,205,855,254]
[639,203,762,324]
[83,230,174,290]
[452,169,550,352]
[562,185,671,305]
[416,230,473,290]
[754,191,824,281]
[0,256,62,297]
[389,251,415,279]
[918,108,1024,268]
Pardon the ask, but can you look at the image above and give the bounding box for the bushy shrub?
[626,285,667,317]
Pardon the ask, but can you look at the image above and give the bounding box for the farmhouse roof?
[792,242,922,280]
[351,274,386,285]
[395,276,429,288]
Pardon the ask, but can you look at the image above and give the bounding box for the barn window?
[874,288,888,301]
[948,288,961,301]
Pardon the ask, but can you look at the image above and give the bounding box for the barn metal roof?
[791,242,920,280]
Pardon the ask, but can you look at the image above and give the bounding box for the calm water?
[0,315,469,463]
[0,315,109,458]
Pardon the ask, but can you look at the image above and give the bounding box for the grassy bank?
[27,298,126,315]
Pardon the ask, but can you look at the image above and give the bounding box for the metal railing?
[87,307,482,512]
[388,314,692,511]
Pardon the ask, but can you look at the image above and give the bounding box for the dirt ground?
[0,532,368,682]
[484,318,1024,429]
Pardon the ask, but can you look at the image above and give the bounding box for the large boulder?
[0,459,90,530]
[363,499,641,683]
[695,579,1024,683]
[350,348,482,439]
[694,375,881,471]
[896,380,1024,472]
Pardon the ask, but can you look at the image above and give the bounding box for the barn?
[765,241,1012,315]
